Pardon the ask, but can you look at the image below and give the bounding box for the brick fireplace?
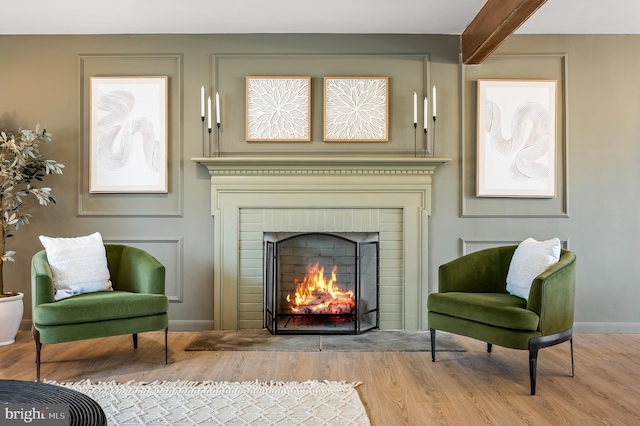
[193,156,448,331]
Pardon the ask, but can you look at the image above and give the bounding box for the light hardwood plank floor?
[1,331,639,425]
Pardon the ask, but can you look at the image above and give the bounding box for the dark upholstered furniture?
[428,246,576,395]
[31,244,169,381]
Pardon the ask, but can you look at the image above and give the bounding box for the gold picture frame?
[323,76,389,142]
[246,76,311,142]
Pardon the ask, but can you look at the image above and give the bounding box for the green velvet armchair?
[427,246,576,395]
[31,244,169,381]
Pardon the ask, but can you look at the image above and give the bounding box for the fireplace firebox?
[264,232,379,335]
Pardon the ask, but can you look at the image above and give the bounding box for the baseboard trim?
[574,322,640,333]
[168,320,215,332]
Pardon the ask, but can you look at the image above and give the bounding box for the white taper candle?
[413,92,417,124]
[216,92,220,125]
[424,97,428,130]
[207,96,212,130]
[432,86,437,119]
[200,86,205,118]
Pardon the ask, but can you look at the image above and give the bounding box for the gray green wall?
[0,33,637,332]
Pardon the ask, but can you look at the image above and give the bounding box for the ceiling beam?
[461,0,547,65]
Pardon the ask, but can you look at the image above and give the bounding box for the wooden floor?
[1,331,639,425]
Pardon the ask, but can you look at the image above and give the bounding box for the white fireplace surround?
[193,156,449,331]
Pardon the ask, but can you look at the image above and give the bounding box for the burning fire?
[286,263,355,315]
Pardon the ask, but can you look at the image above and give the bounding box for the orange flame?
[286,263,355,314]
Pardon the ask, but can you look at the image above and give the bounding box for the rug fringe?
[45,379,362,395]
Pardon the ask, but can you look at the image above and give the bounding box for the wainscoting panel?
[460,54,569,217]
[78,54,184,217]
[104,236,184,302]
[460,237,570,256]
[211,53,431,155]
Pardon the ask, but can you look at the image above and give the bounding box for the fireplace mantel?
[192,155,450,331]
[192,156,450,175]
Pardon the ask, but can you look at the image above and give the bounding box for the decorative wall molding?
[78,54,184,217]
[211,53,432,154]
[104,236,184,303]
[459,53,570,217]
[460,237,570,256]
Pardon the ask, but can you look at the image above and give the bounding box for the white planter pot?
[0,292,24,346]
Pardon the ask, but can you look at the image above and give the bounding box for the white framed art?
[323,76,389,142]
[90,76,168,193]
[476,79,557,198]
[246,76,311,142]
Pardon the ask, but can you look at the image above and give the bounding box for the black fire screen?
[264,232,379,335]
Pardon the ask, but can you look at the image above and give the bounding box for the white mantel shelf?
[192,156,450,174]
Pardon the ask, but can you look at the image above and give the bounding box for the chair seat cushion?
[427,292,540,331]
[33,291,168,326]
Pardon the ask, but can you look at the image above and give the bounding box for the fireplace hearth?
[264,232,379,335]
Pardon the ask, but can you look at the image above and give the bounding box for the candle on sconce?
[207,96,212,130]
[432,86,437,119]
[424,97,428,131]
[200,86,205,118]
[215,92,221,125]
[413,92,417,125]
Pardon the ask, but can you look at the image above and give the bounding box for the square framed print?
[324,76,389,142]
[246,76,311,141]
[476,79,557,198]
[90,76,168,193]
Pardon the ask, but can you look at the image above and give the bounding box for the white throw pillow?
[506,237,561,300]
[39,232,113,301]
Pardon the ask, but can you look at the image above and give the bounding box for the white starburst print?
[246,77,311,141]
[324,77,388,142]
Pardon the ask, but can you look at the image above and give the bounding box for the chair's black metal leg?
[32,326,42,382]
[165,327,168,364]
[487,343,492,353]
[429,328,436,362]
[528,328,573,395]
[529,348,539,395]
[570,338,575,377]
[133,333,138,350]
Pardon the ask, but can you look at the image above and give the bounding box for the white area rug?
[49,380,371,426]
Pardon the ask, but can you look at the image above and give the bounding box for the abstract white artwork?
[476,80,557,198]
[324,77,389,142]
[90,76,168,193]
[246,76,311,141]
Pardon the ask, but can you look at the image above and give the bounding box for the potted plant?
[0,125,64,345]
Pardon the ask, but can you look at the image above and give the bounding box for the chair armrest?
[526,250,576,335]
[438,246,516,293]
[116,246,166,295]
[31,250,56,307]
